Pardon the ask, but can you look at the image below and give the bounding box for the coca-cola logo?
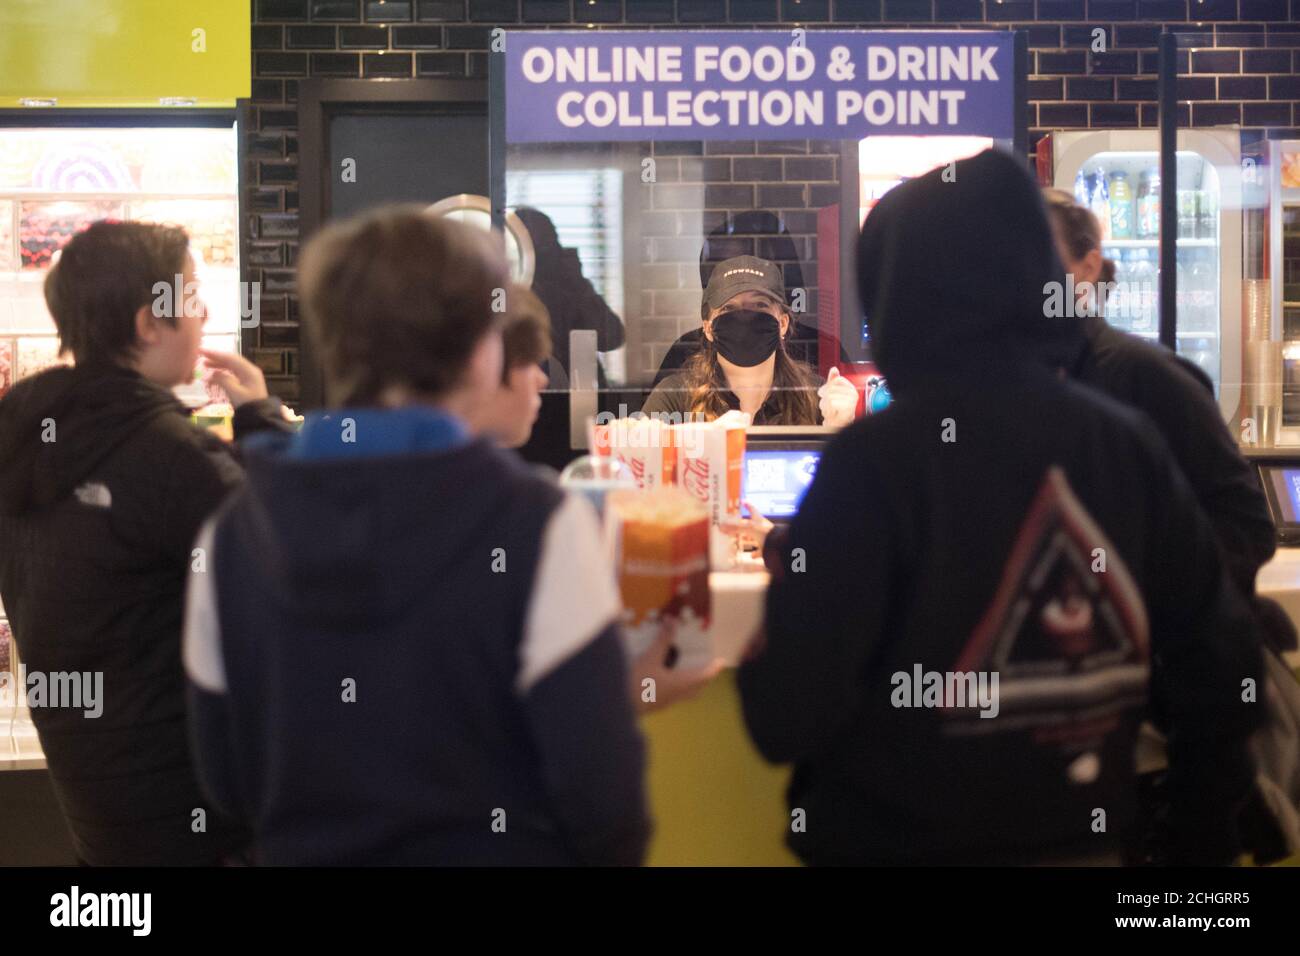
[681,455,710,500]
[619,453,647,487]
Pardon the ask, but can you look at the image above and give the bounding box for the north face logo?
[946,467,1150,728]
[72,482,112,509]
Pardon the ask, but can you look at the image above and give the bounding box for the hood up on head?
[855,148,1085,394]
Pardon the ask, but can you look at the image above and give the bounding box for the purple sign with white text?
[504,30,1015,143]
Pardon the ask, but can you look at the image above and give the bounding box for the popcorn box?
[673,410,749,569]
[591,417,676,490]
[608,488,713,671]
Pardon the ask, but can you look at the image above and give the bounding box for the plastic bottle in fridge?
[1090,164,1110,241]
[1177,190,1197,239]
[1137,167,1160,239]
[1109,171,1134,239]
[1175,257,1187,315]
[1129,249,1154,333]
[1108,247,1129,320]
[1188,250,1215,333]
[1185,337,1214,380]
[1074,168,1089,206]
[1196,189,1217,240]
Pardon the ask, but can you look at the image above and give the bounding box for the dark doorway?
[297,79,488,409]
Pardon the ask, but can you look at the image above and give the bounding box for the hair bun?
[1100,257,1117,287]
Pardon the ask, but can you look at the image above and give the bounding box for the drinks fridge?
[1047,130,1244,427]
[1269,140,1300,442]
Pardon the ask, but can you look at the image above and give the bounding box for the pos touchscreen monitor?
[743,426,834,522]
[1256,460,1300,545]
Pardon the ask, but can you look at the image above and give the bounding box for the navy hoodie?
[738,149,1263,866]
[184,407,649,865]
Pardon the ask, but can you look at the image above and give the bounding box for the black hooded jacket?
[738,149,1263,865]
[0,363,283,865]
[1070,314,1276,601]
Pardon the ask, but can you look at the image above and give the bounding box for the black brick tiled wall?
[248,0,1300,397]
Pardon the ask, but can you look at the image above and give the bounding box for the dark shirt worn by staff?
[641,370,826,425]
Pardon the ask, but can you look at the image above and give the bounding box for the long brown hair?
[681,333,821,424]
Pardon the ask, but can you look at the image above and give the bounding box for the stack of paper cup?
[1243,277,1280,446]
[591,417,676,490]
[673,410,750,570]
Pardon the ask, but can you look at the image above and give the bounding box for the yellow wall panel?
[641,672,799,866]
[0,0,249,108]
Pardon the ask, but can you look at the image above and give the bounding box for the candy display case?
[1,597,40,771]
[0,124,241,773]
[0,200,12,273]
[0,125,241,410]
[18,198,125,271]
[0,338,11,399]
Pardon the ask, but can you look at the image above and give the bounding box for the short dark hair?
[298,206,508,406]
[44,220,190,365]
[501,285,551,382]
[1043,188,1117,286]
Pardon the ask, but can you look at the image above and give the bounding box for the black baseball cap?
[701,255,786,318]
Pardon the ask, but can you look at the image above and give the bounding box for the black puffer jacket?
[0,363,284,865]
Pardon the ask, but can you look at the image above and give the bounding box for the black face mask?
[711,309,781,368]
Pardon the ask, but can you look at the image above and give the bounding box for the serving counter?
[3,560,1297,866]
[640,552,1300,867]
[640,569,796,867]
[1254,548,1300,673]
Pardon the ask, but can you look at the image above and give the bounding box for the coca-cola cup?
[673,410,749,570]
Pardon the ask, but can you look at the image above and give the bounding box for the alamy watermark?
[1042,273,1154,323]
[0,665,103,718]
[50,886,150,936]
[891,664,999,719]
[593,405,713,453]
[151,274,261,328]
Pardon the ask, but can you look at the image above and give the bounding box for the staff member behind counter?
[640,255,859,426]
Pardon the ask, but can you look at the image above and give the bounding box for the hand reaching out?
[719,500,775,554]
[628,620,725,714]
[818,366,860,428]
[200,349,269,408]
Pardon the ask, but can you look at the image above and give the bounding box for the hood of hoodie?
[0,364,184,516]
[856,148,1085,394]
[233,411,537,626]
